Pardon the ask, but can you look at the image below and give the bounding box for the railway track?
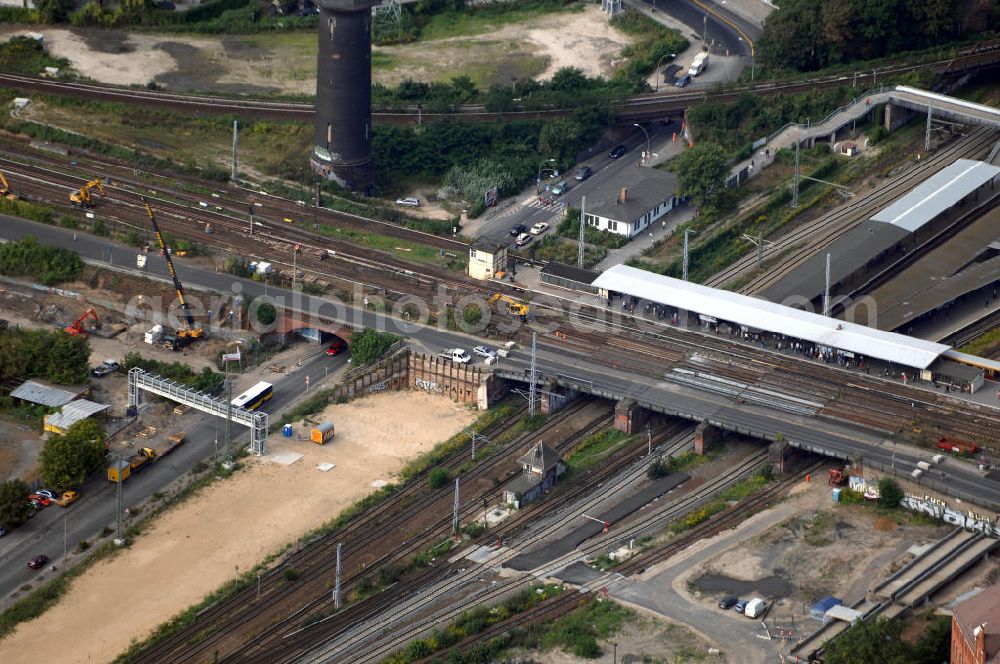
[128,400,615,663]
[705,127,998,294]
[3,38,1000,124]
[327,450,771,664]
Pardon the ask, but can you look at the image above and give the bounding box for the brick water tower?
[311,0,375,195]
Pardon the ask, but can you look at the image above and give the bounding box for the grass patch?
[565,429,633,471]
[311,223,467,271]
[540,598,634,658]
[668,470,770,535]
[529,236,605,267]
[958,326,1000,357]
[803,511,836,547]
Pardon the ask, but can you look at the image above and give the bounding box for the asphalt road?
[649,0,760,54]
[0,338,347,606]
[2,215,1000,604]
[477,121,681,242]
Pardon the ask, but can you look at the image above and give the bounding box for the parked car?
[473,345,496,359]
[551,181,569,196]
[609,145,628,159]
[0,525,6,537]
[530,222,549,235]
[91,360,120,378]
[325,340,346,356]
[28,494,51,507]
[27,554,48,570]
[55,490,80,507]
[575,166,593,181]
[395,197,420,207]
[675,74,692,88]
[718,596,739,610]
[35,489,57,500]
[515,233,532,247]
[733,600,749,613]
[509,223,528,237]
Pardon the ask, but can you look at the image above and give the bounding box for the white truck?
[688,51,709,76]
[438,348,471,364]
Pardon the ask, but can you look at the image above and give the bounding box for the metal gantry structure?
[128,368,269,455]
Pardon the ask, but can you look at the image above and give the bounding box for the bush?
[428,467,450,490]
[647,457,669,479]
[877,477,904,509]
[282,568,300,582]
[0,236,83,285]
[348,328,400,366]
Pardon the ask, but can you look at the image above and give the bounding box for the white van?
[744,598,767,618]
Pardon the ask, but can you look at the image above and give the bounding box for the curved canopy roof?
[592,265,950,369]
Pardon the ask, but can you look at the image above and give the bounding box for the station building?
[582,168,681,239]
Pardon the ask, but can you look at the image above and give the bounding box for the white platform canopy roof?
[591,265,950,370]
[870,159,1000,232]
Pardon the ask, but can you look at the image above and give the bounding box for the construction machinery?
[488,293,529,319]
[828,467,848,486]
[142,197,203,344]
[0,169,16,200]
[64,308,100,337]
[69,178,107,207]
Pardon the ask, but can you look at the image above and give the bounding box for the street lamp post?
[536,158,556,193]
[633,123,650,164]
[654,54,672,91]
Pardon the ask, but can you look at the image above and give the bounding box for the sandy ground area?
[0,6,632,93]
[0,390,477,663]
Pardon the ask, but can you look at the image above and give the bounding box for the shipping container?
[311,422,335,445]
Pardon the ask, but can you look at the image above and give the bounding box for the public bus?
[231,381,273,410]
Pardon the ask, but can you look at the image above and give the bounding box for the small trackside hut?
[503,441,566,509]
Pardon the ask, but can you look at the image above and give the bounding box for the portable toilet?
[311,422,335,445]
[282,423,293,438]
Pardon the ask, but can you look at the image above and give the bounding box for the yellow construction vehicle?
[0,170,16,200]
[69,178,106,207]
[142,197,204,343]
[488,293,529,319]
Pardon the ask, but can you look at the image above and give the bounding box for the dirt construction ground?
[0,6,632,94]
[0,390,478,664]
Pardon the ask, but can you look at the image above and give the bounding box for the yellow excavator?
[69,178,106,207]
[143,198,204,345]
[488,293,529,319]
[0,170,16,200]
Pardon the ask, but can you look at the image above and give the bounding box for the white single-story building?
[583,168,680,238]
[468,239,508,280]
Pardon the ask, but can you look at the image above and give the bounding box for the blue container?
[282,424,293,438]
[832,488,842,502]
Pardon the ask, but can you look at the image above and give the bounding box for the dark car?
[28,554,48,570]
[733,600,749,613]
[509,223,528,237]
[609,145,628,159]
[675,74,692,88]
[718,595,739,609]
[575,166,593,181]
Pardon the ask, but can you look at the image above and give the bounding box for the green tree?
[647,457,669,479]
[255,301,277,326]
[47,333,91,384]
[33,0,74,22]
[877,477,904,509]
[824,618,911,664]
[0,479,32,528]
[348,329,400,366]
[549,67,590,93]
[538,118,584,161]
[673,142,729,208]
[39,419,107,488]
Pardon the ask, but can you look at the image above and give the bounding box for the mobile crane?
[0,170,16,200]
[69,179,107,207]
[142,197,203,347]
[488,293,529,319]
[64,308,100,337]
